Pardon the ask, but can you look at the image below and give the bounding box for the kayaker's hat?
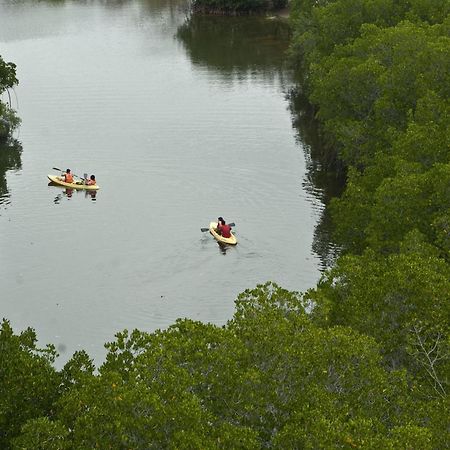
[66,168,71,173]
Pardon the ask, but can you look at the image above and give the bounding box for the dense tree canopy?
[0,321,59,449]
[289,0,449,260]
[2,284,447,448]
[287,1,450,447]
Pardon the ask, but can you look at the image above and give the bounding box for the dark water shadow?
[287,88,346,269]
[0,139,22,210]
[217,241,236,255]
[176,15,292,84]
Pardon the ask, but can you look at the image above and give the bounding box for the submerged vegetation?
[1,0,449,447]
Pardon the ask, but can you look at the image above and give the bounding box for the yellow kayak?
[209,221,237,245]
[48,175,100,190]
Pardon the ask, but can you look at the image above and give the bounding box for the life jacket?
[64,173,74,183]
[219,224,231,238]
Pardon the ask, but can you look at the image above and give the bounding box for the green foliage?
[0,320,60,449]
[0,56,18,94]
[392,92,450,168]
[54,370,248,449]
[289,0,407,74]
[6,283,445,448]
[288,0,450,262]
[52,324,259,448]
[309,21,450,165]
[54,283,444,446]
[406,0,450,24]
[309,251,450,385]
[59,350,95,392]
[366,163,450,253]
[0,55,20,137]
[406,320,450,400]
[332,159,450,255]
[11,417,68,450]
[288,2,450,445]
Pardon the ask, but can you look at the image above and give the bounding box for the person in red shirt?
[85,174,96,185]
[217,217,231,238]
[63,169,73,183]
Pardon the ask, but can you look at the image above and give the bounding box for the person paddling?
[216,217,231,238]
[63,168,73,183]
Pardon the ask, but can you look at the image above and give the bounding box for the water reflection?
[85,190,97,201]
[51,185,98,203]
[176,15,292,83]
[0,139,22,209]
[288,89,346,269]
[52,187,73,203]
[217,241,234,255]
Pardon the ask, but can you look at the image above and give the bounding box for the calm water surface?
[0,0,327,366]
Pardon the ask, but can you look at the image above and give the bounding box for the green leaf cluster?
[0,55,20,138]
[0,56,18,94]
[0,320,59,448]
[309,21,449,166]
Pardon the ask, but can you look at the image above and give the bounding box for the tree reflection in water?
[176,15,292,84]
[52,187,98,204]
[288,89,346,269]
[0,139,22,209]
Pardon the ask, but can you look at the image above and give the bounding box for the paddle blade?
[52,167,62,172]
[201,228,209,232]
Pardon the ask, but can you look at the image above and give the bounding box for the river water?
[0,0,329,366]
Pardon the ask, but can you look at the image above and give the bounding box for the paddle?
[201,222,235,232]
[52,167,84,180]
